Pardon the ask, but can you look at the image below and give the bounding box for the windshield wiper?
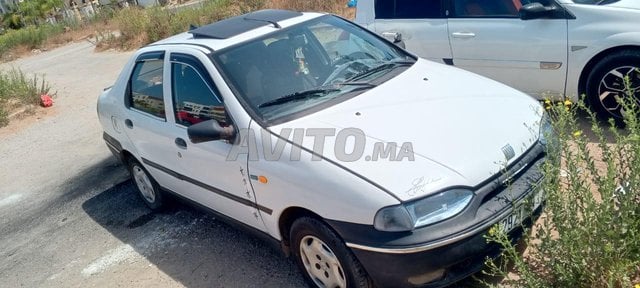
[346,60,415,82]
[337,81,377,87]
[258,88,340,108]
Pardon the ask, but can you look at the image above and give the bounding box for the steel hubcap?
[299,235,346,288]
[597,66,640,118]
[133,165,155,203]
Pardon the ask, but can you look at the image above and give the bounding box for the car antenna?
[243,17,281,29]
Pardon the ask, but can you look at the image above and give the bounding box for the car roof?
[148,9,325,52]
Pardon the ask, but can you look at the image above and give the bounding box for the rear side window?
[375,0,443,19]
[128,54,166,119]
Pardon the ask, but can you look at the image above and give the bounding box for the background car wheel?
[128,159,164,210]
[586,49,640,122]
[290,217,372,288]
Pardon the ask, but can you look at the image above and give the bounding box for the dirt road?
[0,42,305,287]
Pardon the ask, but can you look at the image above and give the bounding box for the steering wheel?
[322,60,372,85]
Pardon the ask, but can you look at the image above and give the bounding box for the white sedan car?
[98,9,548,288]
[355,0,640,120]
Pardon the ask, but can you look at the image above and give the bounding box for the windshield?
[213,15,414,124]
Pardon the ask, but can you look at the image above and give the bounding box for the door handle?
[124,119,133,129]
[452,32,476,39]
[175,137,187,149]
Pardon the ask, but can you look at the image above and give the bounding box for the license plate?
[499,188,544,233]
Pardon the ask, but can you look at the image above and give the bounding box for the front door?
[447,0,568,97]
[164,51,266,230]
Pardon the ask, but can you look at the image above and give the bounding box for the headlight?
[374,189,474,232]
[538,112,556,148]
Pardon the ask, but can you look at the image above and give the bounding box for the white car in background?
[98,9,548,288]
[355,0,640,120]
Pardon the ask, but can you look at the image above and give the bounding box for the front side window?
[171,55,225,127]
[213,15,414,125]
[375,0,444,19]
[128,55,165,119]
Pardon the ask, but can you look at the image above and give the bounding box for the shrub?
[0,69,52,127]
[482,76,640,287]
[0,24,64,55]
[266,0,352,17]
[100,0,356,50]
[110,0,239,48]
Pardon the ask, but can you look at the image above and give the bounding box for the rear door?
[447,0,569,97]
[369,0,452,64]
[122,51,182,193]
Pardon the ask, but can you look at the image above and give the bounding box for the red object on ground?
[40,94,53,107]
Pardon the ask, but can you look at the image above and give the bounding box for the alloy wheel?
[597,66,640,118]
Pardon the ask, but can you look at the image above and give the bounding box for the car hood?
[268,59,543,201]
[604,0,640,10]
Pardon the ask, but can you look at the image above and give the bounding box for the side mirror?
[520,2,553,20]
[381,32,406,49]
[187,120,236,143]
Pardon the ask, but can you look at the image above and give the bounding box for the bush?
[482,77,640,287]
[101,0,357,50]
[0,24,64,55]
[109,0,239,49]
[0,69,52,127]
[266,0,353,17]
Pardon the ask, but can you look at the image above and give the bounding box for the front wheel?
[586,49,640,122]
[290,217,372,288]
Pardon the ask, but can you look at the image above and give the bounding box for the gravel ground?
[0,42,306,288]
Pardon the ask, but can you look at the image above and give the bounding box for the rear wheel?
[128,159,164,210]
[290,217,372,288]
[586,50,640,122]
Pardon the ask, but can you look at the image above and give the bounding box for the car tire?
[290,217,372,288]
[128,159,165,210]
[586,49,640,122]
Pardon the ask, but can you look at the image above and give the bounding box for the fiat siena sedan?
[98,10,548,288]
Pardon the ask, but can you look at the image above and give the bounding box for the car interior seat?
[219,41,269,107]
[262,38,304,102]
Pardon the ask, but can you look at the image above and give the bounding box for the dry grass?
[0,20,116,62]
[266,0,355,18]
[93,0,354,51]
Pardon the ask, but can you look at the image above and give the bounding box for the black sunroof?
[189,9,303,39]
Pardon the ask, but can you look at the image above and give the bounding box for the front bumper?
[349,206,542,288]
